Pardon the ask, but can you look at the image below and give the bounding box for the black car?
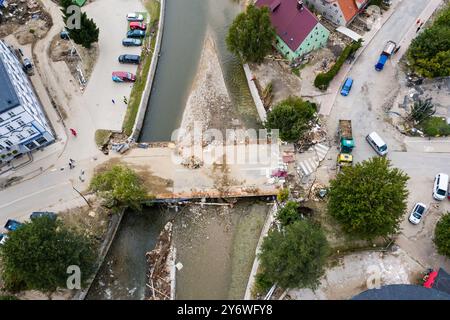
[118,54,140,64]
[30,211,57,221]
[126,29,146,38]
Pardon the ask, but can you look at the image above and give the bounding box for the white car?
[408,203,427,225]
[127,13,144,22]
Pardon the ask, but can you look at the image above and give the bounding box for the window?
[7,111,15,117]
[0,117,3,123]
[5,140,13,147]
[28,129,35,135]
[17,120,25,126]
[17,134,24,140]
[0,145,4,151]
[36,137,48,145]
[25,141,36,150]
[6,125,14,131]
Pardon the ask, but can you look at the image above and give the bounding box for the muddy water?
[139,0,258,142]
[173,200,269,300]
[86,206,175,300]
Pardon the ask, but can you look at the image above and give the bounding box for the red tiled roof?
[256,0,319,51]
[338,0,359,22]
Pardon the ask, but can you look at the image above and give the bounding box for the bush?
[434,213,450,257]
[421,117,450,137]
[265,96,317,142]
[314,40,362,90]
[276,201,300,226]
[277,188,289,203]
[258,220,329,290]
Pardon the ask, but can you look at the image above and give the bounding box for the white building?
[0,40,55,165]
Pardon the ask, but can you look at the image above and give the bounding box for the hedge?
[314,40,363,90]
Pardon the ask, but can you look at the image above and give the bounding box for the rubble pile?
[145,221,174,300]
[0,0,50,25]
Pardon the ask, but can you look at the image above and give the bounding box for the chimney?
[297,0,304,11]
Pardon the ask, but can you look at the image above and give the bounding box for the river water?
[139,0,258,142]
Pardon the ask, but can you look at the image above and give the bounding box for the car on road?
[0,234,9,245]
[30,211,57,221]
[4,219,23,232]
[118,54,140,64]
[433,173,449,201]
[122,38,142,47]
[127,13,144,22]
[340,77,353,96]
[366,132,388,156]
[112,71,136,82]
[408,203,427,225]
[129,22,147,31]
[126,29,146,38]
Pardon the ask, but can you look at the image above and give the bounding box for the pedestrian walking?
[112,99,115,104]
[70,128,77,137]
[416,26,421,33]
[69,158,75,164]
[123,96,128,105]
[416,19,421,25]
[69,162,74,169]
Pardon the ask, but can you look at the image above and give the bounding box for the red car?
[112,71,136,82]
[129,22,147,31]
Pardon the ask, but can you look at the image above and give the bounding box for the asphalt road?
[326,0,450,269]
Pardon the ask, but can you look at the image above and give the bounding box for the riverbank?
[123,0,165,137]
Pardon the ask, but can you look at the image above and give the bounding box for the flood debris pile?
[145,221,175,300]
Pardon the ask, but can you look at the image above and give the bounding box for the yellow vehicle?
[337,153,353,171]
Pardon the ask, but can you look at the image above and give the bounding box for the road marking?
[0,181,71,210]
[314,143,330,161]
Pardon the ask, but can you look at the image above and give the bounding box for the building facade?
[305,0,369,26]
[256,0,330,62]
[0,40,55,164]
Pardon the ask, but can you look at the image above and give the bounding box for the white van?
[433,173,449,201]
[366,132,388,156]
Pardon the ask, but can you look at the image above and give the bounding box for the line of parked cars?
[0,212,57,245]
[113,12,147,82]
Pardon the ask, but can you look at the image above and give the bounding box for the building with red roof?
[256,0,330,61]
[305,0,369,25]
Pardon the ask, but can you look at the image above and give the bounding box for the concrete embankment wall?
[243,63,267,123]
[130,0,166,141]
[74,209,125,300]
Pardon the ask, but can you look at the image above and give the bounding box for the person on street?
[112,99,115,104]
[70,128,77,137]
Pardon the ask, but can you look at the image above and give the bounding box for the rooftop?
[338,0,359,22]
[0,59,20,114]
[256,0,319,51]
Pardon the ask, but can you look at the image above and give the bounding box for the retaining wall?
[243,63,267,123]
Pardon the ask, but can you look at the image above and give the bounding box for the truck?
[375,40,397,71]
[337,120,354,170]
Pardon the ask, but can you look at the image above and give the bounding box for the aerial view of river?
[139,0,257,142]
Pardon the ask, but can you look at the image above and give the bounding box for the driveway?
[324,0,450,271]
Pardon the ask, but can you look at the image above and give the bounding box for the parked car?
[4,219,23,232]
[118,54,140,64]
[408,203,427,225]
[366,132,388,156]
[127,13,144,22]
[340,77,353,96]
[0,234,9,245]
[30,211,57,221]
[433,173,449,201]
[22,58,33,73]
[60,29,69,40]
[122,38,142,47]
[112,71,136,82]
[127,29,146,38]
[129,22,147,31]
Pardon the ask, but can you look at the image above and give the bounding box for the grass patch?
[420,117,450,137]
[122,0,161,136]
[94,129,112,148]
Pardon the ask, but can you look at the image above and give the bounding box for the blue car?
[340,77,353,96]
[126,29,146,38]
[4,219,23,232]
[30,211,57,221]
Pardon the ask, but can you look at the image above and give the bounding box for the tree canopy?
[434,213,450,258]
[90,165,148,211]
[265,97,316,142]
[60,0,99,49]
[328,157,409,240]
[407,4,450,78]
[226,4,276,63]
[0,217,95,292]
[276,201,301,226]
[258,220,329,290]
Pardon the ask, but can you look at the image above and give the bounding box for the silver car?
[408,203,427,225]
[127,13,144,21]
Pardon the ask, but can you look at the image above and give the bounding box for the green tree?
[61,1,99,49]
[434,213,450,258]
[258,220,329,290]
[277,188,289,203]
[226,4,276,63]
[0,217,95,292]
[277,201,300,226]
[265,97,316,142]
[328,157,409,240]
[90,165,148,211]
